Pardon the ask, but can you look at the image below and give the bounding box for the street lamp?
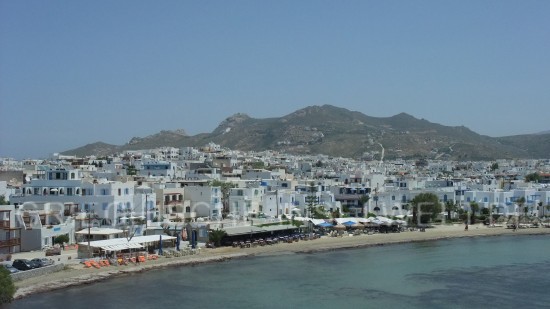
[144,194,148,236]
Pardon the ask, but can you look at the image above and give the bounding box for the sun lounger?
[90,261,101,268]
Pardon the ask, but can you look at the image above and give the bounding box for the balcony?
[0,221,10,229]
[0,238,20,248]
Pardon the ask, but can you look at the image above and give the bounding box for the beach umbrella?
[158,235,163,255]
[318,222,333,228]
[342,221,356,227]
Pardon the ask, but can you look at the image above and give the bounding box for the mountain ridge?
[62,105,549,160]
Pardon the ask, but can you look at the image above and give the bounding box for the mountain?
[62,105,549,160]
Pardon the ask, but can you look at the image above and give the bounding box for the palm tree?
[445,200,457,221]
[516,197,526,218]
[208,228,227,247]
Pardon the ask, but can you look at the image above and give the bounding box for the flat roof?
[75,228,124,235]
[224,224,298,236]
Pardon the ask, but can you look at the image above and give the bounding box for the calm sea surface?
[6,235,550,309]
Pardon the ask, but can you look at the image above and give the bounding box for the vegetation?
[305,182,317,217]
[444,200,457,221]
[411,193,442,224]
[516,197,526,218]
[490,162,499,171]
[0,267,16,304]
[0,195,8,205]
[208,228,227,247]
[525,172,540,183]
[469,201,479,224]
[126,164,137,176]
[210,180,237,218]
[54,234,70,245]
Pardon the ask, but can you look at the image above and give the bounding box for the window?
[118,188,121,196]
[467,197,471,202]
[102,203,108,211]
[71,173,75,179]
[392,195,395,201]
[125,188,129,195]
[67,188,73,196]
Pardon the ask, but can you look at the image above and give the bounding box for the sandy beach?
[12,224,550,300]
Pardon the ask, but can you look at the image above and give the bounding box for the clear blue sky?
[1,1,549,159]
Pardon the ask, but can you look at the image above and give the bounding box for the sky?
[1,1,549,159]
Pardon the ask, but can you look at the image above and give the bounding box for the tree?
[305,182,317,218]
[490,162,499,171]
[444,200,457,221]
[208,228,227,247]
[525,173,540,183]
[359,195,370,216]
[210,180,236,218]
[0,195,8,205]
[469,202,479,224]
[126,165,137,176]
[54,234,69,245]
[411,193,442,225]
[516,197,526,218]
[0,267,16,304]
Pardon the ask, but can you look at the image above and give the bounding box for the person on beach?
[464,223,468,231]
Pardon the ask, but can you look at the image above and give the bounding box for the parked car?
[2,263,20,274]
[11,259,33,271]
[32,258,54,267]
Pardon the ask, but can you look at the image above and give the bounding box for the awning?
[101,243,143,251]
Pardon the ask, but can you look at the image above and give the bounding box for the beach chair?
[84,261,92,268]
[90,261,101,269]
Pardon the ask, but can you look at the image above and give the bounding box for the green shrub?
[0,267,16,304]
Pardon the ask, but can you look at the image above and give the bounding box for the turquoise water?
[6,235,550,309]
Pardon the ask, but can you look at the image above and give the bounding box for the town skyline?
[1,1,549,159]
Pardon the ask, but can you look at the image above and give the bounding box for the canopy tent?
[78,235,176,253]
[101,243,143,252]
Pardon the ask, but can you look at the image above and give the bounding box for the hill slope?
[62,105,548,160]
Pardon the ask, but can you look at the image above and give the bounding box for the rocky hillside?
[62,105,549,160]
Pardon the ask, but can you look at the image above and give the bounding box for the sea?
[6,234,550,309]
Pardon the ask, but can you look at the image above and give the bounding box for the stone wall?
[11,264,65,282]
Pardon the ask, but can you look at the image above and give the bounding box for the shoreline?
[12,225,550,300]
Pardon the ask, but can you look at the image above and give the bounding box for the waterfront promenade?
[12,224,550,299]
